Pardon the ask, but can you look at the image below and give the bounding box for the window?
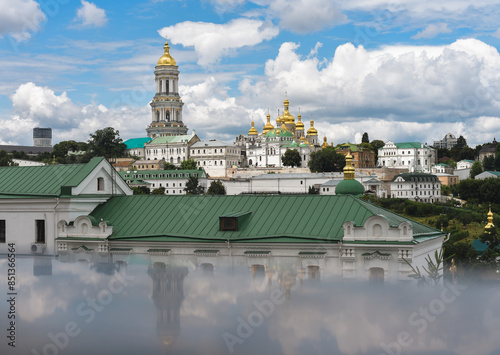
[97,177,105,191]
[36,220,45,243]
[221,218,236,231]
[0,220,5,243]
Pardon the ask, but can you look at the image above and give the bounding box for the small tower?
[322,136,329,149]
[33,128,52,147]
[485,204,495,233]
[248,120,258,137]
[306,117,318,145]
[295,109,304,140]
[335,152,364,197]
[262,111,274,135]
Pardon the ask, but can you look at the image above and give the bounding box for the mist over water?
[0,255,499,355]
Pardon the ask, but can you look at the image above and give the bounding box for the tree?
[370,139,385,162]
[495,144,500,171]
[483,155,495,171]
[308,146,345,173]
[152,187,165,195]
[282,149,302,168]
[180,159,197,170]
[132,186,150,195]
[361,132,369,144]
[0,150,15,166]
[164,162,177,170]
[184,176,204,195]
[87,127,127,159]
[436,147,451,160]
[470,161,483,179]
[207,180,226,195]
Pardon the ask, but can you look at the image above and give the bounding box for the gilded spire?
[157,36,177,66]
[263,110,274,134]
[343,152,355,180]
[248,120,258,135]
[485,203,495,232]
[296,108,304,130]
[322,136,329,149]
[307,116,318,136]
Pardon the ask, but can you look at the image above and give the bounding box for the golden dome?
[263,113,274,134]
[295,113,304,130]
[485,204,495,232]
[322,136,329,148]
[343,153,355,180]
[307,119,318,136]
[248,120,258,135]
[157,37,177,66]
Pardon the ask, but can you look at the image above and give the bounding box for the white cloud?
[73,0,108,28]
[158,18,279,66]
[2,82,149,145]
[412,23,452,39]
[265,0,348,34]
[0,0,45,41]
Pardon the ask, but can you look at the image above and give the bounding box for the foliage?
[151,187,165,195]
[495,144,500,171]
[470,161,483,178]
[132,186,150,195]
[53,140,88,158]
[0,150,16,166]
[483,155,495,171]
[404,247,445,286]
[184,176,204,195]
[164,162,177,170]
[87,127,127,159]
[436,147,451,160]
[308,146,345,172]
[282,149,302,168]
[457,178,500,204]
[308,186,319,194]
[180,159,197,170]
[207,180,226,195]
[361,132,369,144]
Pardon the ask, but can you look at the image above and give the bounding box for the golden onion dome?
[263,113,274,134]
[343,153,355,180]
[322,136,329,148]
[485,204,495,231]
[248,120,258,135]
[157,38,177,66]
[307,119,318,136]
[295,113,304,130]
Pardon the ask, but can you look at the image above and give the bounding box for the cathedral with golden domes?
[235,96,327,168]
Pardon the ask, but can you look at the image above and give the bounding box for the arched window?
[166,111,170,121]
[159,80,162,93]
[373,224,382,238]
[166,80,169,94]
[155,111,160,122]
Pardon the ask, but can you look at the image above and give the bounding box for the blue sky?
[2,0,500,147]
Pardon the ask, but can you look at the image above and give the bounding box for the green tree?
[470,161,483,179]
[361,132,369,144]
[370,139,385,162]
[152,187,165,195]
[308,146,345,172]
[483,155,495,171]
[436,147,451,160]
[495,144,500,171]
[164,162,177,170]
[0,150,15,166]
[207,180,226,195]
[180,159,197,170]
[87,127,126,159]
[184,176,204,195]
[282,149,302,168]
[132,186,150,195]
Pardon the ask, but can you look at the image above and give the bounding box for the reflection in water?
[0,255,499,355]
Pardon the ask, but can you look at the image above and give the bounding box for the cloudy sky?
[1,0,500,146]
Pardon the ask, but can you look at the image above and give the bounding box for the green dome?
[265,128,294,138]
[335,179,364,197]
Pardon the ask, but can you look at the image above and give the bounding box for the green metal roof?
[118,170,204,180]
[86,194,444,243]
[124,137,151,149]
[0,157,105,197]
[149,135,193,144]
[394,142,431,149]
[265,128,294,138]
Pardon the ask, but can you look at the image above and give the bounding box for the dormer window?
[221,218,236,231]
[97,177,105,191]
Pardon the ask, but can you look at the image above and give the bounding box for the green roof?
[118,170,203,180]
[394,142,431,149]
[124,137,151,149]
[86,194,444,243]
[149,135,193,144]
[265,128,294,138]
[335,179,364,197]
[0,157,105,197]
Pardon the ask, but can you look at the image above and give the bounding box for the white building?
[433,133,457,149]
[378,141,437,173]
[456,160,475,170]
[118,169,208,194]
[475,171,500,180]
[190,140,243,178]
[390,173,441,203]
[144,133,200,165]
[0,157,132,256]
[12,159,46,167]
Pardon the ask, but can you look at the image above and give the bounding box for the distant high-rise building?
[33,127,52,147]
[433,133,457,149]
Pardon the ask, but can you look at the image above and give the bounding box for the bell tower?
[147,37,188,138]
